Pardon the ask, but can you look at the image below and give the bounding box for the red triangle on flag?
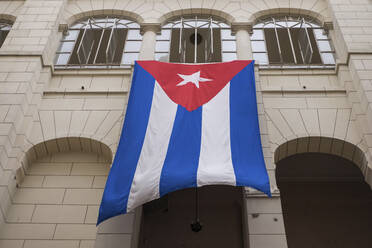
[137,60,253,111]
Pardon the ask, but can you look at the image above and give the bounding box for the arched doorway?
[139,185,244,248]
[276,152,372,248]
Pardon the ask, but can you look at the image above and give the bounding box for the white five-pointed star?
[176,71,212,88]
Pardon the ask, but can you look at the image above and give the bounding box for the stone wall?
[0,0,371,247]
[0,150,110,248]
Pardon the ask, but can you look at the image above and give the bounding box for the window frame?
[251,16,336,68]
[54,16,142,69]
[0,21,12,48]
[155,16,237,63]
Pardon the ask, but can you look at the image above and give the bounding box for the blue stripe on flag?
[97,62,155,225]
[229,62,271,196]
[159,105,202,197]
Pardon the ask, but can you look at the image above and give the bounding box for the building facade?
[0,0,371,247]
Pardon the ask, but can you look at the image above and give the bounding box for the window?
[155,17,236,63]
[54,17,142,68]
[0,21,12,48]
[252,16,335,67]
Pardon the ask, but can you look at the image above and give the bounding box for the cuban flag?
[97,60,270,224]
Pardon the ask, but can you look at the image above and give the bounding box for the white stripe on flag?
[197,83,236,187]
[127,81,177,212]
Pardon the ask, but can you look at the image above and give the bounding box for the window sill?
[43,88,128,96]
[53,65,133,76]
[54,63,133,69]
[257,65,336,75]
[258,64,335,69]
[261,86,346,94]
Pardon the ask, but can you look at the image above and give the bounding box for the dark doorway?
[276,153,372,248]
[139,185,244,248]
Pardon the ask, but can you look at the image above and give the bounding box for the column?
[231,22,288,248]
[231,22,253,60]
[138,24,161,60]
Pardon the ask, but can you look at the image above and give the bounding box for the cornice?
[231,22,253,35]
[140,23,161,35]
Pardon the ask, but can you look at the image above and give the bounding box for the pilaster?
[138,23,161,60]
[231,22,253,60]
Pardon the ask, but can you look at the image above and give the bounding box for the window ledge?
[261,86,346,94]
[53,66,133,76]
[44,88,128,95]
[244,187,281,198]
[257,65,336,75]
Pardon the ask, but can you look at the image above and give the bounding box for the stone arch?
[0,14,16,23]
[274,136,371,187]
[64,9,143,26]
[159,8,235,25]
[263,105,371,185]
[250,8,330,25]
[19,137,113,179]
[25,108,124,164]
[274,136,372,248]
[2,137,113,246]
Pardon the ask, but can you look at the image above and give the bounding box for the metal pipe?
[303,18,314,63]
[298,19,305,63]
[179,17,183,54]
[273,17,283,63]
[94,29,105,64]
[194,16,198,63]
[210,17,213,55]
[286,16,297,64]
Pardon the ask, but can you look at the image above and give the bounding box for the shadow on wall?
[13,137,113,193]
[276,152,372,248]
[274,136,371,186]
